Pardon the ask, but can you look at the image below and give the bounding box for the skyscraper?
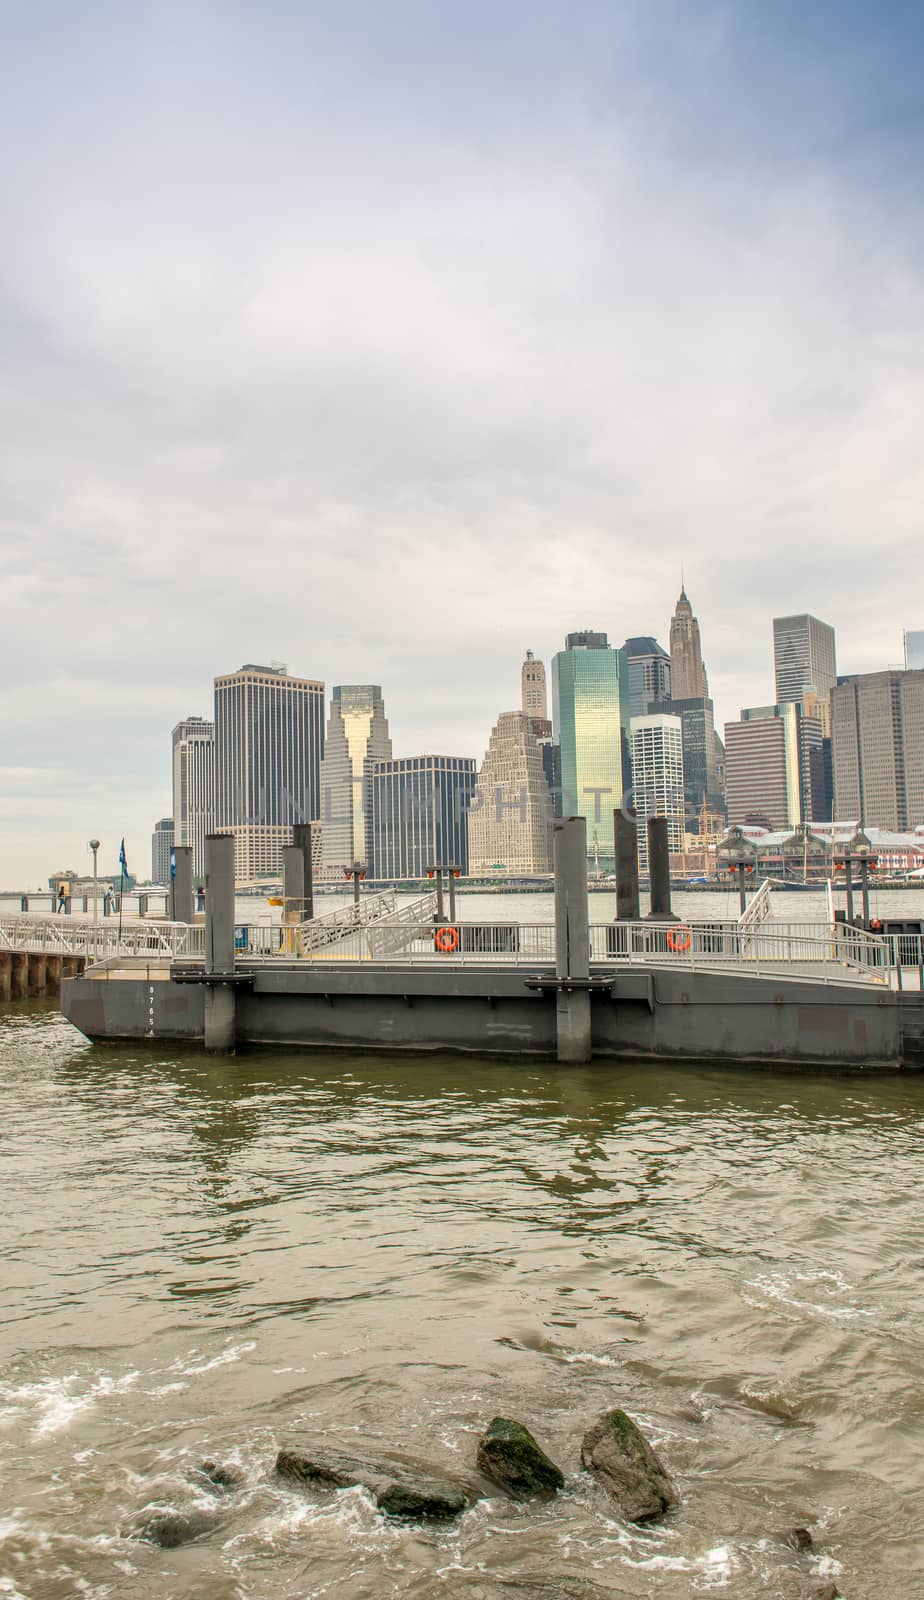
[831,669,924,829]
[151,817,174,886]
[468,711,553,874]
[773,614,837,706]
[904,630,924,671]
[551,631,630,862]
[521,651,548,722]
[629,715,684,868]
[172,716,215,880]
[214,663,325,883]
[666,586,724,825]
[724,704,826,830]
[320,686,392,869]
[366,755,476,879]
[669,587,709,701]
[622,637,672,720]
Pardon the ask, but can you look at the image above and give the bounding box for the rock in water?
[197,1459,244,1492]
[376,1476,469,1520]
[276,1445,473,1521]
[476,1418,565,1501]
[137,1509,216,1548]
[580,1408,677,1522]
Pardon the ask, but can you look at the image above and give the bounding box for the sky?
[2,0,923,884]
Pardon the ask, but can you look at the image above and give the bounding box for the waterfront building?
[366,755,477,879]
[629,715,684,869]
[724,703,826,831]
[151,817,174,886]
[622,637,671,720]
[320,686,392,870]
[551,631,631,863]
[773,614,837,705]
[831,669,924,830]
[521,651,548,722]
[171,716,215,880]
[669,587,709,701]
[468,712,553,874]
[214,663,324,883]
[904,630,924,671]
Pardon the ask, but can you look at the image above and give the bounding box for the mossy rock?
[580,1408,677,1522]
[276,1443,474,1521]
[476,1417,565,1501]
[376,1476,469,1520]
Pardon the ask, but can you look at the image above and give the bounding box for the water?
[3,1001,924,1599]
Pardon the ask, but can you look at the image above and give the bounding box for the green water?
[2,1002,923,1597]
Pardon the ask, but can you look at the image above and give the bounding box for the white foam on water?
[169,1340,257,1376]
[0,1370,141,1438]
[0,1580,28,1600]
[224,1482,397,1554]
[557,1348,622,1367]
[743,1267,875,1323]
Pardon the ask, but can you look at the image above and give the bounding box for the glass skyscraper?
[366,756,476,879]
[214,663,325,883]
[172,716,215,880]
[320,686,392,869]
[551,631,631,862]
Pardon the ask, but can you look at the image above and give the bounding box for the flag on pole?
[119,838,128,875]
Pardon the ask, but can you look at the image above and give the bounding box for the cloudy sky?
[2,0,923,884]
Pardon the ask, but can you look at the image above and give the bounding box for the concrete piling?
[11,953,28,999]
[554,816,592,1064]
[0,954,10,1002]
[44,955,63,995]
[614,807,640,921]
[646,817,676,922]
[171,845,194,925]
[204,833,236,1054]
[28,953,47,997]
[293,823,315,922]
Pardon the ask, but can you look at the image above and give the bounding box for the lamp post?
[89,838,100,959]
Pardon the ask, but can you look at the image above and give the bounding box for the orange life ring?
[434,925,460,954]
[869,918,883,932]
[666,925,692,954]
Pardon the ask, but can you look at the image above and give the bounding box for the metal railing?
[230,892,439,959]
[738,877,773,937]
[0,916,204,962]
[227,918,892,985]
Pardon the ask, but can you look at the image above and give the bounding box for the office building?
[724,703,826,831]
[667,697,725,826]
[468,711,553,874]
[623,637,671,720]
[831,669,924,830]
[904,630,924,671]
[171,716,215,880]
[320,686,392,869]
[214,663,324,883]
[669,587,710,701]
[366,755,477,879]
[630,715,684,868]
[773,614,837,708]
[551,631,631,863]
[521,651,548,722]
[151,817,174,886]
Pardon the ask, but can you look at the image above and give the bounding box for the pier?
[54,820,924,1070]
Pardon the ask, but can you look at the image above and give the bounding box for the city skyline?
[3,3,924,882]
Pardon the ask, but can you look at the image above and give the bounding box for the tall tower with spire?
[667,585,726,824]
[521,650,548,722]
[669,586,709,701]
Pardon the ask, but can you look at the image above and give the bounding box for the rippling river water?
[3,1001,924,1598]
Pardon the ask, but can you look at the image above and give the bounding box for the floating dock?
[52,822,924,1071]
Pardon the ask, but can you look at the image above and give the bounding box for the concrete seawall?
[61,960,906,1069]
[0,951,85,1001]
